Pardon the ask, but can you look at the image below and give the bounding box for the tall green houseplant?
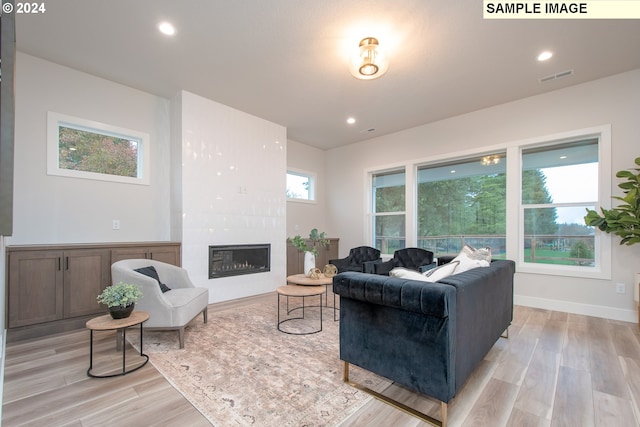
[584,156,640,245]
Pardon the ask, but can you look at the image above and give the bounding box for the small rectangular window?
[47,112,150,185]
[287,169,316,202]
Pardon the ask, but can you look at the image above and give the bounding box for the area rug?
[127,298,391,426]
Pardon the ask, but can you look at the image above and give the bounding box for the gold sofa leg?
[501,325,510,339]
[343,361,447,427]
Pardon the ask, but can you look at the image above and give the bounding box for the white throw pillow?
[389,267,429,281]
[452,244,491,274]
[390,261,459,283]
[422,261,459,282]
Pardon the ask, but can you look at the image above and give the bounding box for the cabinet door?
[63,249,111,318]
[148,245,180,266]
[111,247,149,263]
[8,251,64,327]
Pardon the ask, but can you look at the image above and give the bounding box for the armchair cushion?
[134,266,172,293]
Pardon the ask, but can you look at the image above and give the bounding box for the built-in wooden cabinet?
[286,238,339,276]
[111,244,181,266]
[8,250,64,328]
[6,242,181,341]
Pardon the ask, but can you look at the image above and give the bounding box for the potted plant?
[584,156,640,319]
[584,156,640,246]
[97,282,143,319]
[288,228,330,276]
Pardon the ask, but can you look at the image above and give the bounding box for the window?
[372,169,405,254]
[417,154,506,258]
[47,112,150,185]
[286,169,316,202]
[521,139,598,268]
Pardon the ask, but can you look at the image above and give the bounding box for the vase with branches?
[288,228,330,276]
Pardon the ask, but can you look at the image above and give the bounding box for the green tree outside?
[59,127,138,178]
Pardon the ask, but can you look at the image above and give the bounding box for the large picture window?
[47,112,150,185]
[521,139,599,268]
[372,169,405,254]
[417,154,506,257]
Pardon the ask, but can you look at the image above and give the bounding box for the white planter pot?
[304,251,316,276]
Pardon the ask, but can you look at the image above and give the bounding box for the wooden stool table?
[277,285,325,335]
[86,311,150,378]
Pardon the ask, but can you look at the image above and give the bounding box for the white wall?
[286,139,330,238]
[9,53,172,244]
[326,70,640,322]
[176,91,287,303]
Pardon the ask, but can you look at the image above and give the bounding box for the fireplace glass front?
[209,244,271,278]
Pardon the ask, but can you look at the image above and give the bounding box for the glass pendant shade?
[350,37,389,80]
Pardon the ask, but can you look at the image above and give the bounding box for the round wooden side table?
[277,285,325,335]
[86,311,150,378]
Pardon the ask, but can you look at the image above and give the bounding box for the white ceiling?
[14,0,640,150]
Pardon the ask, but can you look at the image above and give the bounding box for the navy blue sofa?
[333,259,515,426]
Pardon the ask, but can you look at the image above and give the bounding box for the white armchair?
[111,259,209,348]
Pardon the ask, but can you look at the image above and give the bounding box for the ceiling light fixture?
[537,51,553,61]
[481,155,501,166]
[347,117,356,124]
[349,37,389,80]
[158,22,176,36]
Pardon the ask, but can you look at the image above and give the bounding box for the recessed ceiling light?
[347,117,356,124]
[158,22,176,36]
[537,51,553,61]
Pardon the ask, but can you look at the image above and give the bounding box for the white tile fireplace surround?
[172,91,287,303]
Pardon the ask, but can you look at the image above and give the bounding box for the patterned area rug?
[127,298,391,426]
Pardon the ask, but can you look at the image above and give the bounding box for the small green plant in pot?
[584,156,640,246]
[97,282,143,319]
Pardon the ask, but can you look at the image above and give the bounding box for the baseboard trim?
[515,294,637,323]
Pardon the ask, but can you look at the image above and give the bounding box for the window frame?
[365,125,611,280]
[286,168,317,203]
[47,112,150,185]
[371,168,407,255]
[516,128,611,279]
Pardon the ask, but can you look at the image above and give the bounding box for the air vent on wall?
[539,69,574,83]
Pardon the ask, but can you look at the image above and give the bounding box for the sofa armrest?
[418,262,437,272]
[328,256,350,268]
[362,259,382,273]
[333,272,455,318]
[373,259,395,275]
[437,255,456,266]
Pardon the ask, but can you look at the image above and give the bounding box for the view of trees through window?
[373,170,405,254]
[373,139,599,268]
[286,171,314,200]
[58,126,139,178]
[417,155,507,258]
[522,140,598,266]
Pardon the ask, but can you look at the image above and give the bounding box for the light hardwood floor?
[3,294,640,426]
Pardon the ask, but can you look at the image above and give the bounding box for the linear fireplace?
[209,244,271,279]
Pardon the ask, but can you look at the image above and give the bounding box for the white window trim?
[365,124,612,280]
[513,125,612,280]
[286,167,317,203]
[47,112,150,185]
